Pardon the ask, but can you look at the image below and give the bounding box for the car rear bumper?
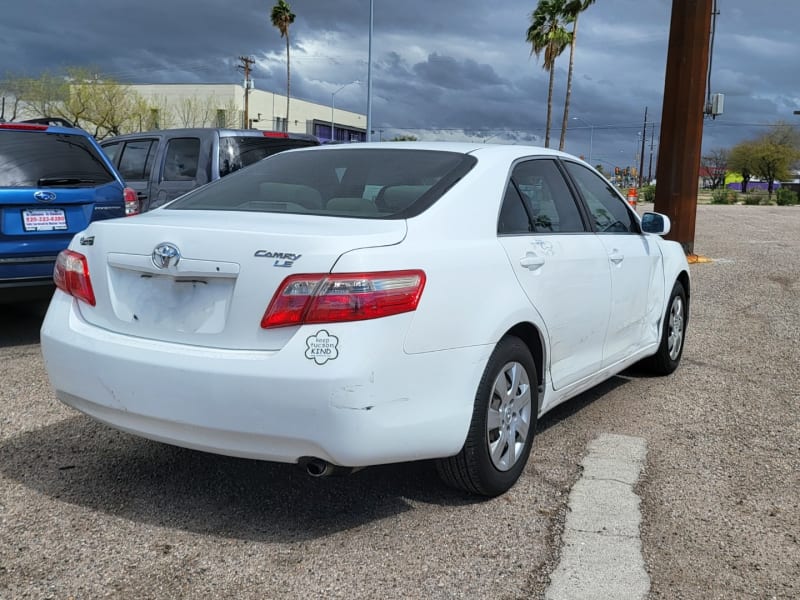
[41,291,490,467]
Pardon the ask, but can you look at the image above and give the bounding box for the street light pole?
[331,81,358,143]
[366,0,374,142]
[570,116,594,164]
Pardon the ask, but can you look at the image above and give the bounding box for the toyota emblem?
[152,242,181,269]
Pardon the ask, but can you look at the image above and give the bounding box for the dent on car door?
[496,158,611,390]
[562,161,665,363]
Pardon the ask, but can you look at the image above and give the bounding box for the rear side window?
[162,138,200,181]
[168,148,477,219]
[0,131,115,188]
[501,159,585,234]
[219,136,319,177]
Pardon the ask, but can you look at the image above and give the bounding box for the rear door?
[496,158,612,390]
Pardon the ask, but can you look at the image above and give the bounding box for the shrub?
[639,184,656,203]
[744,191,768,205]
[775,188,799,206]
[711,189,737,204]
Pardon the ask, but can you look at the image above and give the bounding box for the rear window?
[169,148,477,219]
[218,136,319,177]
[0,131,115,188]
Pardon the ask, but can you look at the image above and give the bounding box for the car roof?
[0,122,94,137]
[101,128,319,143]
[295,141,576,162]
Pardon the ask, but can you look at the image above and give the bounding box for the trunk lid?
[76,210,407,350]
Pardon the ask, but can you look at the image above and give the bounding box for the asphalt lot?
[1,204,798,599]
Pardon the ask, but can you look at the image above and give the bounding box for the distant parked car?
[41,143,689,496]
[100,128,320,211]
[0,122,138,303]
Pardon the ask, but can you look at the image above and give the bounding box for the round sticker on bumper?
[305,330,340,365]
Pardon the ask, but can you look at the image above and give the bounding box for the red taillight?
[261,270,426,329]
[123,187,140,216]
[53,250,96,306]
[263,131,289,138]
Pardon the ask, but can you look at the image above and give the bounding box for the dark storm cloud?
[1,0,798,155]
[412,54,506,91]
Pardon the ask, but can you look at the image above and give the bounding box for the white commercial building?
[128,83,367,143]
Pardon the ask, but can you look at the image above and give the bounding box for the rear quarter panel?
[331,156,550,355]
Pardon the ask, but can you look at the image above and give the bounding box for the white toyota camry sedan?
[41,142,689,496]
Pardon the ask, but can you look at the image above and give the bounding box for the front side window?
[162,138,201,181]
[169,148,476,219]
[564,162,637,233]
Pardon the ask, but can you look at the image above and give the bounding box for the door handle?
[520,253,545,270]
[608,250,624,264]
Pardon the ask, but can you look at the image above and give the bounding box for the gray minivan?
[101,128,319,211]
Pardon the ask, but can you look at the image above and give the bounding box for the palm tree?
[526,0,571,148]
[558,0,596,151]
[271,0,296,131]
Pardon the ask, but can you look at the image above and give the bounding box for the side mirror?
[641,212,671,236]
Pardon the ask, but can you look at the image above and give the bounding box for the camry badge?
[152,242,181,269]
[34,191,57,203]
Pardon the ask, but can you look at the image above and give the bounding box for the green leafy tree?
[558,0,596,151]
[271,0,296,130]
[751,134,799,199]
[12,71,68,119]
[389,135,419,141]
[526,0,571,148]
[728,141,758,194]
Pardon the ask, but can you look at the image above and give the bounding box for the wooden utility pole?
[638,106,647,188]
[237,56,255,129]
[653,0,713,255]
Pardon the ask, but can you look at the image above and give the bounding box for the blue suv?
[0,122,138,303]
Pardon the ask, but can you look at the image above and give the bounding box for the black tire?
[642,280,688,375]
[436,336,538,496]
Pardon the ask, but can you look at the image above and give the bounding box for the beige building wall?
[130,83,366,141]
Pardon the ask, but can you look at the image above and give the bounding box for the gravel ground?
[1,204,798,599]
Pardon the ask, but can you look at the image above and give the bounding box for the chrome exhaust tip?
[305,458,335,477]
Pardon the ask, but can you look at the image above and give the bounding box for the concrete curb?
[545,434,649,600]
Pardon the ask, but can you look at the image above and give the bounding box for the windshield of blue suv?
[0,131,115,187]
[169,148,477,219]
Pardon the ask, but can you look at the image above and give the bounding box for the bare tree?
[701,148,729,190]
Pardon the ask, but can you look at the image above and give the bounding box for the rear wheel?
[436,336,537,496]
[642,280,687,375]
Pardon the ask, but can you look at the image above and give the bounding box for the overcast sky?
[2,0,798,170]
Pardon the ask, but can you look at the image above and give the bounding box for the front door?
[562,161,665,365]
